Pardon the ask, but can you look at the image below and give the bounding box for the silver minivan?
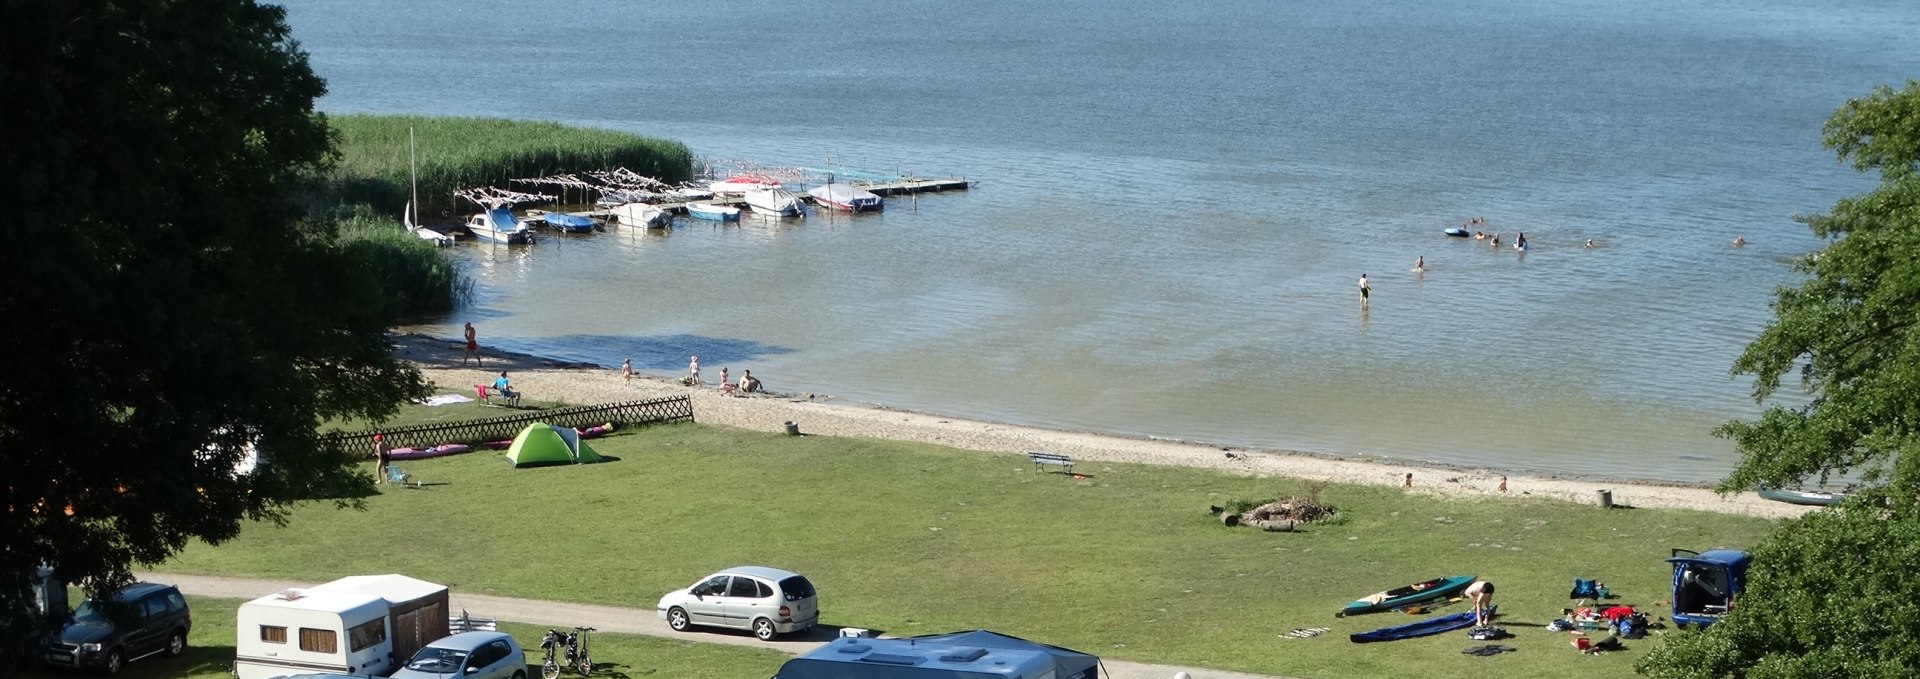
[656,566,819,640]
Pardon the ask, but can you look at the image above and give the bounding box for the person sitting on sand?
[739,369,762,394]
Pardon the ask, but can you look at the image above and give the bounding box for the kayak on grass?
[1350,607,1492,643]
[1337,575,1477,617]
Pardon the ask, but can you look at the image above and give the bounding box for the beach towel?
[420,393,475,406]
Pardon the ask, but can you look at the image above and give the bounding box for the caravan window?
[260,625,288,644]
[348,618,388,652]
[299,628,339,654]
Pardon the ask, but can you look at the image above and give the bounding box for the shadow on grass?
[19,644,238,679]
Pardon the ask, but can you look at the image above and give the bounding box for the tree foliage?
[1639,81,1920,678]
[1715,80,1920,494]
[0,0,425,642]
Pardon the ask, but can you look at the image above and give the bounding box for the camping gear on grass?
[388,444,472,461]
[1349,607,1491,643]
[1668,547,1750,629]
[1465,625,1509,640]
[1336,575,1476,616]
[504,422,605,468]
[1462,644,1516,656]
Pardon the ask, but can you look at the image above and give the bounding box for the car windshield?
[405,647,469,673]
[779,576,816,601]
[71,600,109,623]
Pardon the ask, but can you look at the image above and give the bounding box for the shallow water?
[284,0,1920,482]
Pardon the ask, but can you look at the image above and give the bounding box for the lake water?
[283,0,1919,483]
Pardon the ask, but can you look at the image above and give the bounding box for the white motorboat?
[464,208,535,244]
[807,183,885,212]
[709,173,782,195]
[744,187,806,217]
[611,202,674,229]
[685,202,741,222]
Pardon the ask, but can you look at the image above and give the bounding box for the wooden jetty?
[573,177,972,220]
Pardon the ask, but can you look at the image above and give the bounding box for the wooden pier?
[572,177,973,219]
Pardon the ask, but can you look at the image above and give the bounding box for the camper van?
[233,575,451,679]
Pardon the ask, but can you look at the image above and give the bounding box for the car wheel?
[513,670,526,679]
[666,607,690,632]
[752,618,777,641]
[167,631,187,657]
[103,648,124,676]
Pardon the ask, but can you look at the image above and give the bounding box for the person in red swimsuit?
[463,322,480,366]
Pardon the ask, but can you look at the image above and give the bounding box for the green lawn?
[18,596,788,679]
[162,424,1770,678]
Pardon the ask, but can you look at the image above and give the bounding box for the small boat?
[387,444,473,461]
[670,185,713,201]
[744,187,806,217]
[1444,227,1471,237]
[537,211,598,233]
[1336,575,1476,617]
[404,200,455,246]
[1756,485,1847,506]
[807,183,885,212]
[611,202,674,229]
[708,173,782,195]
[1349,607,1491,643]
[685,202,741,222]
[464,208,535,244]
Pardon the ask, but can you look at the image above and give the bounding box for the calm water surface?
[285,0,1919,482]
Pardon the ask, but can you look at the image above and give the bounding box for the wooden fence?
[325,396,693,452]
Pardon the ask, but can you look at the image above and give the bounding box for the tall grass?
[325,114,693,218]
[332,206,470,316]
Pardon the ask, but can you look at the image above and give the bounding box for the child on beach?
[621,358,633,383]
[718,367,731,393]
[373,434,391,484]
[689,354,701,383]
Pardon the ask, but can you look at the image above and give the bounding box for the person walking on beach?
[463,322,480,366]
[372,433,392,484]
[689,354,701,384]
[621,358,633,383]
[1358,274,1370,306]
[1465,580,1496,626]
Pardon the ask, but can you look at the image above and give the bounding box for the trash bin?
[1597,489,1614,508]
[784,421,801,436]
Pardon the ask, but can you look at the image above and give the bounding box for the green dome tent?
[504,422,604,468]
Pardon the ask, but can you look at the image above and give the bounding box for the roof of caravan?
[243,589,386,613]
[311,574,447,603]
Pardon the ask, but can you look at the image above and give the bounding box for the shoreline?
[394,333,1811,520]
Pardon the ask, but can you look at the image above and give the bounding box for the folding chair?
[474,384,492,404]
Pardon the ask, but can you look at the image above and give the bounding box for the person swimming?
[1585,239,1595,248]
[1412,255,1425,272]
[1733,235,1747,247]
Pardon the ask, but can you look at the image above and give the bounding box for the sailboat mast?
[409,126,420,225]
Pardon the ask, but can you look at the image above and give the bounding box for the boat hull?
[1337,575,1477,617]
[1757,486,1845,506]
[469,227,534,244]
[686,204,741,222]
[1350,607,1491,643]
[745,188,806,217]
[611,203,674,229]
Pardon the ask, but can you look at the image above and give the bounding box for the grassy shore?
[162,423,1770,678]
[15,597,786,679]
[326,114,694,218]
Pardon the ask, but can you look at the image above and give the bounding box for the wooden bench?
[1027,451,1074,473]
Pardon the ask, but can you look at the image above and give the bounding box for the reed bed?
[332,207,470,316]
[324,114,693,218]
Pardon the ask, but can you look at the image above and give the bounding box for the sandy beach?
[397,333,1811,520]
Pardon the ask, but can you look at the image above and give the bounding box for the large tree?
[1638,81,1920,678]
[0,0,424,644]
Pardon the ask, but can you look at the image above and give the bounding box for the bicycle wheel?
[577,657,592,676]
[542,658,560,679]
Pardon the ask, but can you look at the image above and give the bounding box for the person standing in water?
[1516,232,1528,250]
[1412,256,1425,272]
[1733,235,1746,247]
[1358,274,1371,306]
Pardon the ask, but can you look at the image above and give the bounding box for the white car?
[656,566,819,640]
[388,632,526,679]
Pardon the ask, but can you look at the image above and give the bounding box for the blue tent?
[775,631,1097,679]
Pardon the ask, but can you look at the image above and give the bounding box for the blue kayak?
[1349,607,1492,643]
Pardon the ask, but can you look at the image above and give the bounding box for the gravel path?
[142,571,1298,679]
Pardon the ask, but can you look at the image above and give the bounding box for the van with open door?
[1668,548,1751,629]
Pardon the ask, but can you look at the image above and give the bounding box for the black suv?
[44,582,191,675]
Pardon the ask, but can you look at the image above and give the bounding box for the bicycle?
[539,626,594,679]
